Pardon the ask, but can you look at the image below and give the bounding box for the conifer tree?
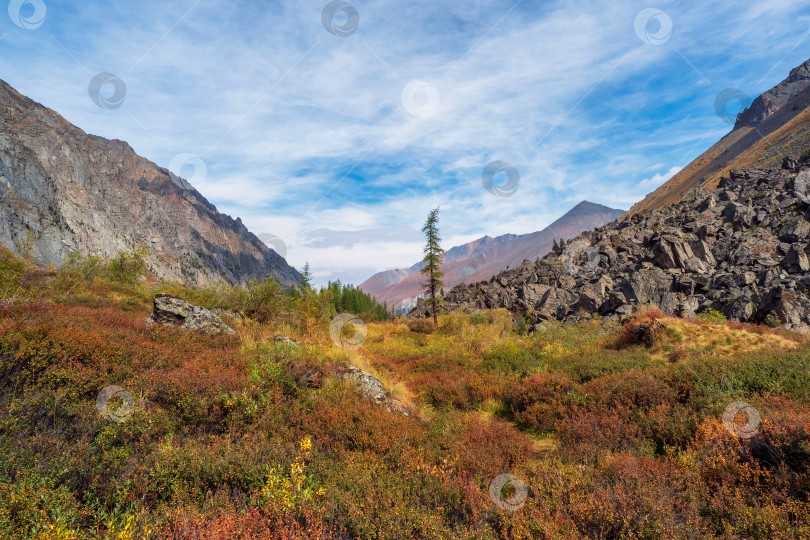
[420,208,445,326]
[300,262,312,290]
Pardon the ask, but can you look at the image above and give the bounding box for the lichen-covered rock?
[146,294,235,335]
[273,335,302,347]
[338,365,410,416]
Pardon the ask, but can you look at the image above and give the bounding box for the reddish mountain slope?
[0,79,301,287]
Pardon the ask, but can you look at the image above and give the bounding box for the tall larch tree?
[420,207,445,326]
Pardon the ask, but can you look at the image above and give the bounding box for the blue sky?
[2,0,810,287]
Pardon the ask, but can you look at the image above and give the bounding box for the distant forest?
[321,281,390,321]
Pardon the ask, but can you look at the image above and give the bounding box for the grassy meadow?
[1,247,809,539]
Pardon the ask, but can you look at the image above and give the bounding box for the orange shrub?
[564,454,706,538]
[407,319,435,334]
[688,413,810,537]
[615,309,667,348]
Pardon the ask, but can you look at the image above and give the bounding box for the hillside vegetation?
[1,248,809,539]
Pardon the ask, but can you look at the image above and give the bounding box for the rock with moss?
[146,293,235,335]
[337,365,410,416]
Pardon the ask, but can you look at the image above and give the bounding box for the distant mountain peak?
[557,200,618,219]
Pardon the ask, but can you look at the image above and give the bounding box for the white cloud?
[638,166,684,190]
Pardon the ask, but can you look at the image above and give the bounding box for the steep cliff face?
[417,159,810,334]
[0,79,300,287]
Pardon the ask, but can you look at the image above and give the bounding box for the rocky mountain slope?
[360,201,623,311]
[627,57,810,216]
[418,157,810,333]
[0,79,300,287]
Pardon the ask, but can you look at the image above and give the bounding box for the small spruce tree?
[300,262,312,290]
[420,208,445,326]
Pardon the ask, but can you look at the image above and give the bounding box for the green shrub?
[0,246,34,301]
[514,315,529,336]
[61,248,149,286]
[106,248,149,285]
[697,308,727,324]
[481,340,538,376]
[244,277,285,323]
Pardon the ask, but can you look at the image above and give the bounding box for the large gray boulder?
[146,294,235,335]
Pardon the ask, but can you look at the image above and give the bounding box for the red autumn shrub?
[415,370,504,410]
[304,388,419,456]
[555,409,641,462]
[416,370,467,408]
[455,416,535,479]
[507,372,576,431]
[565,454,706,538]
[584,370,678,410]
[161,505,337,539]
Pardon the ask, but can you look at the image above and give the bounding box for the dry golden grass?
[651,317,803,361]
[341,348,417,407]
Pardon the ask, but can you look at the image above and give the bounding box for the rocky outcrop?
[735,58,810,128]
[337,365,410,416]
[414,160,810,334]
[146,294,235,335]
[0,79,300,287]
[626,56,810,218]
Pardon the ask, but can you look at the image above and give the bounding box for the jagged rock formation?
[735,59,810,128]
[146,294,235,335]
[0,79,300,287]
[415,159,810,334]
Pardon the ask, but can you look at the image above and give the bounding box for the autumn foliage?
[1,249,809,538]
